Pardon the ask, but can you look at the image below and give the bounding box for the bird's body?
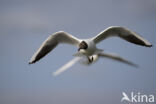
[77,39,100,56]
[83,39,96,56]
[29,26,152,76]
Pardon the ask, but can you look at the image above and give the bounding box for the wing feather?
[29,31,81,64]
[53,57,81,76]
[98,52,138,67]
[93,26,152,47]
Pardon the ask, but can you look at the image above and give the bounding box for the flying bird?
[29,26,152,75]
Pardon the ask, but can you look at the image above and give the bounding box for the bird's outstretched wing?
[98,52,138,67]
[93,26,152,47]
[53,57,82,76]
[29,31,81,64]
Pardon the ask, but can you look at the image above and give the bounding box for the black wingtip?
[146,44,153,47]
[134,64,139,68]
[28,61,35,65]
[28,62,32,65]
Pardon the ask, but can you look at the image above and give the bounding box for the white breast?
[84,39,97,56]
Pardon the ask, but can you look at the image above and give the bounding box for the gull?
[29,26,152,75]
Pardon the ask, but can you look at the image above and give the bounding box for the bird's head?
[73,41,88,57]
[78,41,88,51]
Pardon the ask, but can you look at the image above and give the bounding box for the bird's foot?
[88,56,93,63]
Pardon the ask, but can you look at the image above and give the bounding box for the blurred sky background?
[0,0,156,104]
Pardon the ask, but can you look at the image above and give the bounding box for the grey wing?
[29,31,81,64]
[98,52,138,67]
[53,57,82,76]
[93,26,152,47]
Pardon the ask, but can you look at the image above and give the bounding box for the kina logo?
[121,92,155,103]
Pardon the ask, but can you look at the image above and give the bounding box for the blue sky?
[0,0,156,104]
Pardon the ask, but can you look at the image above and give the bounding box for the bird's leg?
[87,56,91,63]
[91,56,93,61]
[87,56,94,63]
